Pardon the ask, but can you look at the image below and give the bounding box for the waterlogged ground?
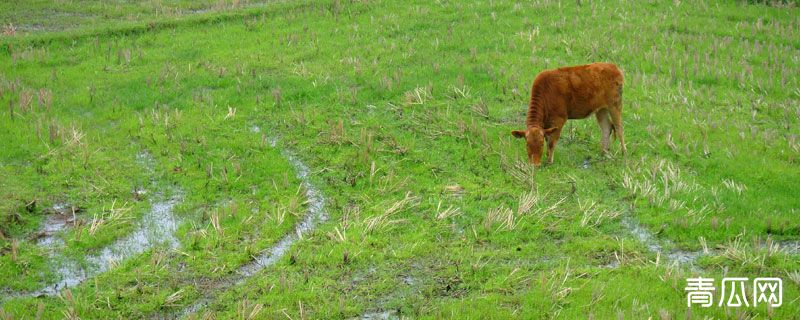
[1,0,799,318]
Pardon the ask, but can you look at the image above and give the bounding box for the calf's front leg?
[545,124,564,164]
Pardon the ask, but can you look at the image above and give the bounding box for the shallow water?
[621,216,703,269]
[2,151,182,300]
[360,310,399,320]
[28,194,182,297]
[779,240,800,254]
[620,216,800,272]
[581,158,591,169]
[35,204,74,248]
[178,127,328,317]
[621,216,665,254]
[237,137,327,277]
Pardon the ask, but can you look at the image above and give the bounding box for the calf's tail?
[611,83,622,141]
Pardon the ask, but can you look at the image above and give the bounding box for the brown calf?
[511,62,626,166]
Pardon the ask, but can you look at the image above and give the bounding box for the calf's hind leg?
[609,106,627,155]
[595,109,612,155]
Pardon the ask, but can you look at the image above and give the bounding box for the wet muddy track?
[4,128,794,315]
[175,127,329,318]
[33,203,78,248]
[619,214,800,271]
[621,216,703,269]
[2,126,330,316]
[1,151,183,302]
[30,193,182,297]
[356,266,423,320]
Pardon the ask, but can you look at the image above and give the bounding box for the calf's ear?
[544,127,558,134]
[511,130,526,138]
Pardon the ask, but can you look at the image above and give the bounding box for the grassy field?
[1,0,799,318]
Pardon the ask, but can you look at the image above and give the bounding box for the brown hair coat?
[512,62,626,165]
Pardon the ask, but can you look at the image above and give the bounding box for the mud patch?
[24,193,181,297]
[360,310,399,320]
[355,262,431,320]
[752,238,800,255]
[357,274,413,320]
[33,203,80,248]
[621,216,703,269]
[581,158,591,169]
[779,240,800,254]
[1,151,182,300]
[178,127,328,317]
[616,219,799,271]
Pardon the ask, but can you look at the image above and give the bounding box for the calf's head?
[511,127,556,166]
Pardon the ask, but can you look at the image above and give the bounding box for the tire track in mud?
[619,216,800,271]
[176,127,328,318]
[1,151,182,301]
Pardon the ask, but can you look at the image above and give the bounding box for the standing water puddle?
[1,152,182,300]
[360,310,399,320]
[779,240,800,254]
[32,194,181,297]
[35,203,78,248]
[620,217,703,269]
[619,217,800,270]
[178,127,328,317]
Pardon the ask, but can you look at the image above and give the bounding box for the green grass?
[1,0,799,318]
[0,0,278,35]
